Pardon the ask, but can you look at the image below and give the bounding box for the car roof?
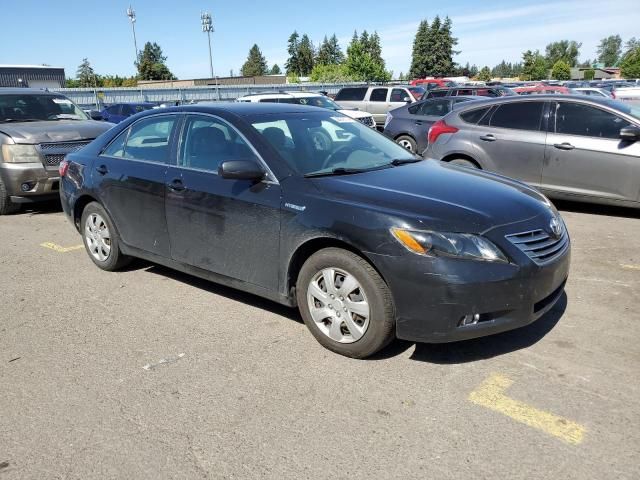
[452,94,624,110]
[158,102,326,116]
[238,91,323,99]
[0,88,62,95]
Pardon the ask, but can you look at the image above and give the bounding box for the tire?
[448,158,479,169]
[80,202,132,271]
[0,178,20,215]
[396,135,417,153]
[296,248,395,359]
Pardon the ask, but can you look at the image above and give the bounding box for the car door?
[94,113,178,257]
[473,100,548,187]
[388,88,412,113]
[165,113,282,288]
[542,101,640,202]
[366,88,390,126]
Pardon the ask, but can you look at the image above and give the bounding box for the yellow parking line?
[469,373,586,445]
[621,264,640,271]
[40,242,84,253]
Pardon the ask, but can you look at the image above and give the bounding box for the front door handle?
[167,178,185,192]
[415,120,423,125]
[553,142,575,151]
[479,134,496,142]
[95,165,108,175]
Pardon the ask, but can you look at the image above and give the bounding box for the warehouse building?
[0,65,66,88]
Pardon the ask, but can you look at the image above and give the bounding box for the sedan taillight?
[59,159,69,177]
[428,119,458,144]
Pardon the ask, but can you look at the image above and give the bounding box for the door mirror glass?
[219,160,265,181]
[403,96,412,103]
[619,126,640,141]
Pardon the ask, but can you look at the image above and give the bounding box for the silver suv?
[334,85,425,127]
[0,88,113,214]
[424,95,640,209]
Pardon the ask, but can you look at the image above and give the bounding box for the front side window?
[390,89,408,102]
[179,115,258,172]
[555,102,630,139]
[103,115,176,162]
[369,88,388,102]
[489,102,544,131]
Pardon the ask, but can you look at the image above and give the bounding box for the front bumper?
[0,162,60,203]
[367,230,570,343]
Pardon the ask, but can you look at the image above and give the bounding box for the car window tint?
[102,130,128,157]
[407,104,421,115]
[455,89,473,96]
[122,105,134,115]
[180,115,258,172]
[418,100,451,116]
[107,105,119,114]
[490,102,544,131]
[460,107,490,124]
[390,89,407,102]
[555,102,630,139]
[370,88,388,102]
[259,98,280,103]
[119,115,176,163]
[335,87,367,101]
[428,90,448,98]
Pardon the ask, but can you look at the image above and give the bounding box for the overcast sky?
[1,0,637,79]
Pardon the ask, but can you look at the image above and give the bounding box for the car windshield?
[0,94,89,122]
[249,111,419,177]
[280,96,342,110]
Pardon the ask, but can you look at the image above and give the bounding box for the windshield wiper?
[304,167,367,178]
[390,158,423,166]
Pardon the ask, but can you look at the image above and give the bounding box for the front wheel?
[0,178,20,215]
[296,248,395,358]
[81,202,132,271]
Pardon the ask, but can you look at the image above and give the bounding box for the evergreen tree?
[431,16,458,76]
[328,34,345,64]
[551,60,571,80]
[285,32,300,75]
[544,40,581,68]
[597,35,622,67]
[76,58,97,87]
[625,37,640,54]
[477,66,492,82]
[522,50,548,80]
[297,34,315,76]
[269,64,282,75]
[409,19,433,78]
[137,42,176,80]
[345,34,390,82]
[241,44,268,77]
[316,36,332,66]
[469,64,479,77]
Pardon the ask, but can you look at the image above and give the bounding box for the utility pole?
[201,11,220,100]
[127,6,139,68]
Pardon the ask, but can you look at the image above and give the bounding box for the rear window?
[460,107,491,124]
[335,88,368,101]
[489,102,544,131]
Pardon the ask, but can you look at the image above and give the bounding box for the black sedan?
[60,103,569,358]
[383,96,481,153]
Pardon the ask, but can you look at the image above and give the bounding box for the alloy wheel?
[85,213,111,262]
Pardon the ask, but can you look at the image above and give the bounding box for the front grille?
[357,116,375,127]
[38,140,92,169]
[505,223,569,265]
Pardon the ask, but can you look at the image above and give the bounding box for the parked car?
[425,86,516,99]
[424,95,640,209]
[60,103,570,358]
[236,91,375,128]
[382,96,481,153]
[334,86,425,127]
[409,78,457,90]
[0,88,113,215]
[513,85,572,95]
[572,87,613,98]
[100,102,155,123]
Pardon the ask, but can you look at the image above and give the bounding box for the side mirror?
[403,96,412,103]
[620,126,640,141]
[218,160,265,181]
[89,111,103,121]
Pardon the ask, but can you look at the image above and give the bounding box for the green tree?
[137,42,176,80]
[477,66,492,82]
[269,64,282,75]
[76,58,98,87]
[345,33,390,82]
[597,35,622,67]
[620,47,640,78]
[431,16,458,76]
[545,40,581,68]
[297,34,315,76]
[309,63,354,82]
[285,32,300,75]
[469,64,479,77]
[583,69,596,80]
[625,37,640,54]
[522,50,548,80]
[241,44,268,77]
[316,35,345,66]
[551,60,571,80]
[409,19,433,78]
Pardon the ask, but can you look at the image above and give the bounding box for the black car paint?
[61,103,569,343]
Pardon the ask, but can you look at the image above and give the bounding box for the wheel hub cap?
[84,213,111,262]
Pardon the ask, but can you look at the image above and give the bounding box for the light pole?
[201,11,220,100]
[127,6,139,67]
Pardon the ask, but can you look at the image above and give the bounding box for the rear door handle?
[95,165,108,175]
[479,134,496,142]
[553,142,575,151]
[415,120,424,125]
[167,178,185,192]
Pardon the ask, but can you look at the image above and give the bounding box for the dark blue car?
[383,96,480,153]
[100,102,155,123]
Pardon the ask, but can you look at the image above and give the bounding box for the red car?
[513,85,572,95]
[410,78,457,90]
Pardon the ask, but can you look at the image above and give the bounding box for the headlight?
[1,144,41,163]
[391,228,508,263]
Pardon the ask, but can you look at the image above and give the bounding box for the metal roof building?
[0,65,66,88]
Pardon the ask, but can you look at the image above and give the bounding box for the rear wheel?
[0,178,20,215]
[296,248,395,358]
[81,202,131,271]
[448,158,479,169]
[396,135,417,153]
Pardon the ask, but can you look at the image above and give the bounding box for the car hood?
[337,109,372,119]
[311,160,553,233]
[0,120,113,144]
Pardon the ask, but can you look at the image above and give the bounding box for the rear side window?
[489,102,544,131]
[102,115,177,163]
[370,88,388,102]
[428,90,448,98]
[460,107,491,124]
[335,88,367,101]
[417,100,451,116]
[259,98,280,103]
[455,89,474,96]
[555,102,630,139]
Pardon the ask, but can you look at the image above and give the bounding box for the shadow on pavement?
[554,199,640,219]
[18,199,62,215]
